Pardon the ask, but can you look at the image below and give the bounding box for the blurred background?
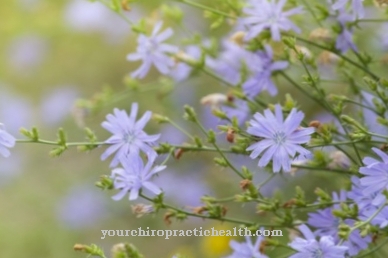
[1,0,388,257]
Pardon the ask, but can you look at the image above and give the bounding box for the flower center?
[273,131,286,144]
[123,132,136,144]
[145,38,159,54]
[312,248,323,258]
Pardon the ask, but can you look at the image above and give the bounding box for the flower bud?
[308,120,321,128]
[226,128,235,143]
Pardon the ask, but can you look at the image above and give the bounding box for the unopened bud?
[374,0,388,7]
[227,128,235,143]
[174,148,184,159]
[309,120,321,128]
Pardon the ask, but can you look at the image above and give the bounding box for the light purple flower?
[347,176,386,213]
[332,0,364,19]
[225,235,268,258]
[169,45,201,82]
[127,21,178,79]
[0,124,16,158]
[221,98,251,125]
[246,104,314,172]
[243,45,288,97]
[359,147,388,196]
[289,224,348,258]
[101,103,160,167]
[335,9,357,53]
[111,153,165,201]
[308,191,371,255]
[361,205,388,228]
[240,0,303,41]
[207,41,253,85]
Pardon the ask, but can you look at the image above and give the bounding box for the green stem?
[194,119,245,178]
[291,164,356,175]
[16,139,104,147]
[356,237,388,258]
[291,35,379,80]
[279,71,359,165]
[167,119,195,141]
[175,0,236,19]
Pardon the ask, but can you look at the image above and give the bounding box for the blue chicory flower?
[243,45,288,97]
[127,21,178,78]
[335,9,358,53]
[101,103,160,167]
[246,104,314,172]
[332,0,364,19]
[289,224,348,258]
[111,152,165,201]
[308,191,372,255]
[359,147,388,196]
[225,235,268,258]
[207,40,253,86]
[240,0,303,41]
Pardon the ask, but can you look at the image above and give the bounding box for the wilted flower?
[327,151,350,169]
[246,104,314,172]
[131,203,154,218]
[200,93,228,108]
[309,28,333,42]
[101,103,160,167]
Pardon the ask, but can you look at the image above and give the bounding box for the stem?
[174,0,236,19]
[356,237,388,258]
[300,0,322,26]
[342,99,379,114]
[299,55,363,164]
[193,119,245,178]
[16,139,105,147]
[291,164,356,175]
[291,35,379,80]
[167,119,195,141]
[279,71,360,165]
